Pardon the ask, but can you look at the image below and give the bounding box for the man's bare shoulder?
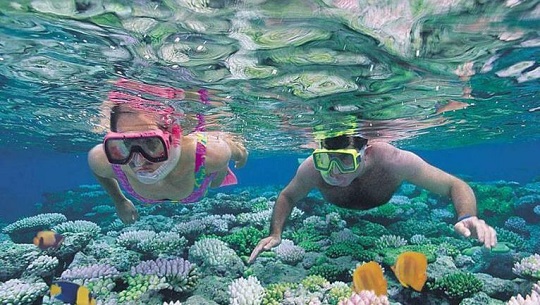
[365,141,401,162]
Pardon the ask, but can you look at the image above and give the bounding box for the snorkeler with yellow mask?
[249,133,497,263]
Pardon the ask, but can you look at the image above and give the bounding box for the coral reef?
[1,179,539,304]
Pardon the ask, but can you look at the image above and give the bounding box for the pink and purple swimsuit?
[112,133,218,204]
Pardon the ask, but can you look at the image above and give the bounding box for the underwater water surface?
[0,0,540,304]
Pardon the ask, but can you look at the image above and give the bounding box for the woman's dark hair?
[321,135,368,150]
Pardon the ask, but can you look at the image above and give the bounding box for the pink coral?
[506,282,540,305]
[338,291,389,305]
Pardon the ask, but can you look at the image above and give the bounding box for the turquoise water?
[0,1,539,304]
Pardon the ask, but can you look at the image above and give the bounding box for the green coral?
[298,240,321,252]
[327,283,354,305]
[262,282,297,305]
[307,263,348,283]
[352,250,379,263]
[286,224,324,244]
[300,275,330,293]
[495,227,526,251]
[220,226,265,257]
[325,242,359,258]
[350,220,389,237]
[471,183,515,226]
[118,274,168,303]
[356,236,378,248]
[428,272,483,300]
[380,244,437,267]
[388,219,453,239]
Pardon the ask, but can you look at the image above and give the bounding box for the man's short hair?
[320,135,368,150]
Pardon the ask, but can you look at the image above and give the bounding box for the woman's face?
[115,112,165,173]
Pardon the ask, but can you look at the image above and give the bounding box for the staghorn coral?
[229,276,265,305]
[504,217,530,235]
[61,263,120,299]
[300,275,330,293]
[60,263,120,282]
[173,219,207,240]
[337,290,389,305]
[326,281,353,305]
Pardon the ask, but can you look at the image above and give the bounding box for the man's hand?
[454,216,497,248]
[115,199,139,224]
[248,235,282,264]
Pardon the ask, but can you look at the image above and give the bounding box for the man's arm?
[248,158,315,263]
[393,149,476,219]
[389,146,496,248]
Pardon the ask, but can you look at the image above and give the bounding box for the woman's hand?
[115,199,139,224]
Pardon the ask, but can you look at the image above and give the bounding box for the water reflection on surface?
[0,0,538,152]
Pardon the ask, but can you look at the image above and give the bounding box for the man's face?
[314,147,363,187]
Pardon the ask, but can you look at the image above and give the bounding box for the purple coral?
[61,263,120,281]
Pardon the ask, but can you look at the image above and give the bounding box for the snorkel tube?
[136,124,182,184]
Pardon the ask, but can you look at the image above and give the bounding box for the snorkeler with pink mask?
[88,81,248,224]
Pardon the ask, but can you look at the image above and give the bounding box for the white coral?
[229,276,265,305]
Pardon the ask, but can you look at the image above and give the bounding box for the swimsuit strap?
[180,133,217,203]
[111,165,162,204]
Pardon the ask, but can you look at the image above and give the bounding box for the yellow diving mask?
[312,148,362,174]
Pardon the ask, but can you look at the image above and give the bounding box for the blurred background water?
[0,0,539,222]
